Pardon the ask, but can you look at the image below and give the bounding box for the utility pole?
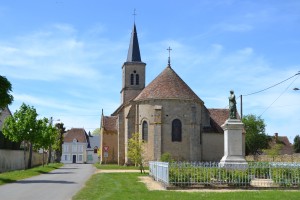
[240,95,243,120]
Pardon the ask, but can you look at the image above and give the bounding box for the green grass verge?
[73,172,300,200]
[0,163,63,186]
[94,163,149,170]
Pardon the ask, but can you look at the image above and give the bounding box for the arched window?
[136,74,139,85]
[142,121,148,142]
[130,74,134,85]
[172,119,182,142]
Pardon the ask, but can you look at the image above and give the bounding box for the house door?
[72,155,76,163]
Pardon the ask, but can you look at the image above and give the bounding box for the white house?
[61,128,100,164]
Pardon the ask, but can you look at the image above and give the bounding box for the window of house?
[130,74,134,85]
[136,74,139,85]
[63,144,69,152]
[78,145,83,152]
[64,155,68,161]
[94,146,98,153]
[172,119,182,142]
[72,145,77,152]
[78,155,83,161]
[142,121,148,142]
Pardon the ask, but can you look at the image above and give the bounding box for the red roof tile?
[208,109,229,128]
[135,66,203,103]
[102,116,118,132]
[64,128,88,143]
[270,135,293,155]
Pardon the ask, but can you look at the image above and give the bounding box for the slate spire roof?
[126,23,141,62]
[135,66,203,103]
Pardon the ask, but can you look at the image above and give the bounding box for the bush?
[160,152,174,163]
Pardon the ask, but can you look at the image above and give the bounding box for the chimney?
[274,133,278,141]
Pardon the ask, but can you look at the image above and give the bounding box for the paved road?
[0,163,95,200]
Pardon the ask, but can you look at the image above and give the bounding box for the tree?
[127,133,145,173]
[53,123,66,162]
[242,114,270,156]
[92,128,100,135]
[263,143,283,161]
[0,75,14,109]
[35,118,53,166]
[294,135,300,153]
[2,103,39,169]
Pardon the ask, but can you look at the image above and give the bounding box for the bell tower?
[121,23,146,104]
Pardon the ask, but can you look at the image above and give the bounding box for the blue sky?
[1,0,299,142]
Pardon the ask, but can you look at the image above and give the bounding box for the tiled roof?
[135,66,203,102]
[102,116,118,132]
[270,135,293,155]
[207,109,243,133]
[208,109,229,128]
[203,109,229,133]
[64,128,88,143]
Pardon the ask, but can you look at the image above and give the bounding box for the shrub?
[160,152,174,163]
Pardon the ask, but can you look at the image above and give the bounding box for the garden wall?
[0,149,44,173]
[246,154,300,162]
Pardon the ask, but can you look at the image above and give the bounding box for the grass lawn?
[94,163,149,170]
[73,172,300,200]
[0,163,63,186]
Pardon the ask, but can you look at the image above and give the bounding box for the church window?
[142,121,148,142]
[130,74,134,85]
[136,74,139,85]
[172,119,182,142]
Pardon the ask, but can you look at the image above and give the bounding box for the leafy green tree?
[242,114,270,155]
[263,143,283,161]
[53,123,66,162]
[0,75,14,109]
[2,103,39,169]
[92,128,100,135]
[35,118,52,166]
[293,135,300,153]
[127,133,145,173]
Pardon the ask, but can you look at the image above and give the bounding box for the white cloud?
[220,23,253,32]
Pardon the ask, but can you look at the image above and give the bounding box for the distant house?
[269,133,293,155]
[86,133,100,164]
[0,107,21,150]
[61,128,100,164]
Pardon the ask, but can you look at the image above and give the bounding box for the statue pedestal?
[219,119,248,168]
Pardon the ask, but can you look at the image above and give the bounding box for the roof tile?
[135,66,202,102]
[64,128,88,143]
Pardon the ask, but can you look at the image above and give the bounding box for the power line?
[243,71,300,97]
[240,71,300,119]
[259,75,299,117]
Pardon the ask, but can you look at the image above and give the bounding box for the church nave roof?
[135,66,203,103]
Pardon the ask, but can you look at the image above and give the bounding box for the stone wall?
[137,99,203,162]
[246,154,300,162]
[202,133,224,161]
[0,150,44,173]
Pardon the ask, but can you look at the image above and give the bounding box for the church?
[100,23,244,165]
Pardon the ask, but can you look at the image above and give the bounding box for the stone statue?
[229,90,237,119]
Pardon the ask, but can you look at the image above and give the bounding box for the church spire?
[127,23,142,62]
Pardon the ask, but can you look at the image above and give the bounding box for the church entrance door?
[72,155,76,163]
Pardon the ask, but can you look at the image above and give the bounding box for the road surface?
[0,163,95,200]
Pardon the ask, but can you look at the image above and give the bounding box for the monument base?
[219,155,248,169]
[220,118,248,169]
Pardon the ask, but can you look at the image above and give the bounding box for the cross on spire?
[133,8,137,23]
[167,46,172,66]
